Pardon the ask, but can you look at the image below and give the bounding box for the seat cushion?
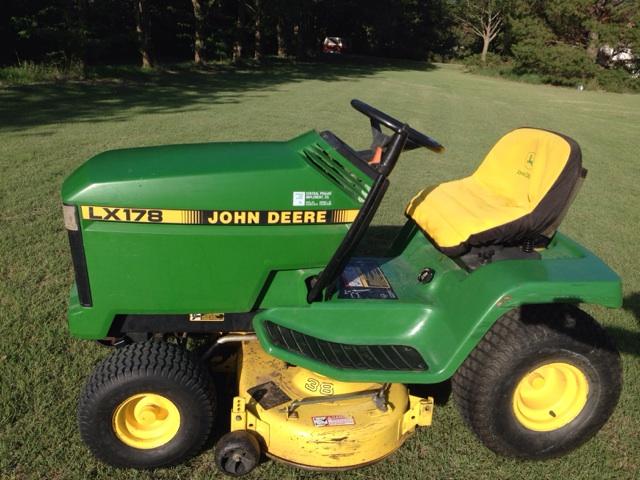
[406,128,583,256]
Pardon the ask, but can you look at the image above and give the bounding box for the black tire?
[78,340,216,468]
[452,304,622,459]
[215,431,261,477]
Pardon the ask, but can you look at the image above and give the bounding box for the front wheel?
[78,340,216,468]
[452,304,621,459]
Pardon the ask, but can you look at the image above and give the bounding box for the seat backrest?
[472,128,577,210]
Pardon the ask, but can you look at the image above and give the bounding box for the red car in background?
[323,37,347,54]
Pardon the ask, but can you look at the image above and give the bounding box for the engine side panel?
[63,131,374,338]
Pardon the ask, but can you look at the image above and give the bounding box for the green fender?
[254,231,622,384]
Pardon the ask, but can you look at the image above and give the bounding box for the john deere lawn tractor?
[62,100,622,475]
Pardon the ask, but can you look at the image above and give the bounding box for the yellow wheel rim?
[112,393,180,449]
[512,362,589,432]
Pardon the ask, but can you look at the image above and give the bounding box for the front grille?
[264,321,427,371]
[301,144,370,203]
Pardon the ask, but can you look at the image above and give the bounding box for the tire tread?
[452,304,621,458]
[78,340,215,468]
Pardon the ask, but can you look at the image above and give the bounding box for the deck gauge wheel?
[215,431,261,476]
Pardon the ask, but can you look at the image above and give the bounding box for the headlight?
[63,204,78,231]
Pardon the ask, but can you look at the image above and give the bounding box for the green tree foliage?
[510,0,639,85]
[3,0,87,65]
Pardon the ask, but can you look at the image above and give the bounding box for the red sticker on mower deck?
[312,415,356,427]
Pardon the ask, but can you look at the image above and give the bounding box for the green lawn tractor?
[62,100,622,475]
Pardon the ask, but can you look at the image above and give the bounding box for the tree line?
[457,1,639,90]
[1,1,638,88]
[1,0,456,66]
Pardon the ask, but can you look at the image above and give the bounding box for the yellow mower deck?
[230,341,434,470]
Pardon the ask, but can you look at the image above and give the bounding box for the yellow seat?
[406,128,584,256]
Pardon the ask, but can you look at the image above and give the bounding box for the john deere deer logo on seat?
[526,152,536,169]
[516,152,536,179]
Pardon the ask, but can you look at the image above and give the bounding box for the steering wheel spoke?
[351,99,444,153]
[370,118,391,150]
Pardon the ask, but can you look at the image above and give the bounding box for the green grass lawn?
[1,60,639,480]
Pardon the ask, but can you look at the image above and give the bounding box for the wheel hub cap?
[113,393,180,449]
[512,362,589,432]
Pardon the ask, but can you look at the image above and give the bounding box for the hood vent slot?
[301,144,370,204]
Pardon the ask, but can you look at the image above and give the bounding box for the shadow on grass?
[0,57,437,132]
[409,381,453,406]
[609,293,640,356]
[622,292,640,323]
[606,326,640,358]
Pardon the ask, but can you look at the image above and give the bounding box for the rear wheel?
[78,340,216,468]
[452,304,621,458]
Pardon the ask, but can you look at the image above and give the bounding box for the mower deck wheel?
[215,431,261,476]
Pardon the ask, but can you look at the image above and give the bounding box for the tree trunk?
[294,23,304,59]
[192,0,205,64]
[276,19,287,57]
[77,0,89,67]
[254,0,262,61]
[134,0,152,68]
[586,30,599,61]
[233,1,245,62]
[481,34,490,64]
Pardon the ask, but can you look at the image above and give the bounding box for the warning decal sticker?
[339,259,398,300]
[312,415,356,427]
[292,191,334,207]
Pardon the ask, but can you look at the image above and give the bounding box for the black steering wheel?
[351,99,444,153]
